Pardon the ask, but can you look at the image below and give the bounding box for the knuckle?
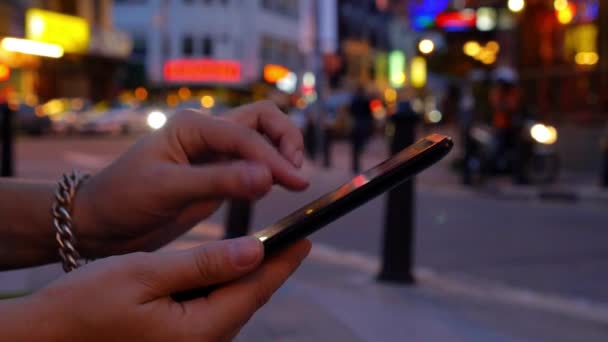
[193,247,222,282]
[169,109,204,127]
[256,99,275,109]
[256,100,282,114]
[211,166,242,195]
[241,125,261,143]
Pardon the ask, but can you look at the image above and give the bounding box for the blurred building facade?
[0,0,37,102]
[0,0,132,103]
[329,0,393,91]
[516,0,605,123]
[113,0,305,96]
[398,0,605,123]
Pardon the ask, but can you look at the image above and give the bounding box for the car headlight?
[530,124,558,145]
[147,111,167,130]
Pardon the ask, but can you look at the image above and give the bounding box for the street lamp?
[508,0,525,13]
[418,39,435,55]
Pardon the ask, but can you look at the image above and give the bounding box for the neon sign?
[164,59,241,83]
[26,8,89,54]
[407,0,450,31]
[436,10,477,31]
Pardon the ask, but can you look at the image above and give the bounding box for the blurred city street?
[2,0,608,340]
[2,132,608,340]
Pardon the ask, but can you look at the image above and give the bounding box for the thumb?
[139,237,263,297]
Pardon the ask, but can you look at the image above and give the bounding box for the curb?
[493,185,608,204]
[309,243,608,326]
[438,182,608,204]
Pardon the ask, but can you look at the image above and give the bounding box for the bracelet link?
[52,170,90,273]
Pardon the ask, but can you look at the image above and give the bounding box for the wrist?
[71,183,108,260]
[0,295,61,341]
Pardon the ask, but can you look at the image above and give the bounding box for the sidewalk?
[5,230,608,341]
[165,225,608,341]
[236,248,608,341]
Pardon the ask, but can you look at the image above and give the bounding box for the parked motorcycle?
[465,120,560,185]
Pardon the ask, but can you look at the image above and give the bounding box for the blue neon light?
[407,0,450,31]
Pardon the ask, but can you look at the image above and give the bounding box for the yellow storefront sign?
[26,8,89,54]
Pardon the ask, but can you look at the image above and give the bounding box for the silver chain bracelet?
[52,170,90,273]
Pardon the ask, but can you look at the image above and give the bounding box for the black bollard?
[1,102,14,177]
[378,101,418,284]
[322,126,332,168]
[462,127,473,186]
[304,119,318,160]
[602,136,608,188]
[224,200,252,239]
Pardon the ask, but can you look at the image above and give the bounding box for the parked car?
[79,104,151,135]
[16,104,52,135]
[0,104,51,135]
[43,98,95,134]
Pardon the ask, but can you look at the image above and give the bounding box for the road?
[9,133,608,306]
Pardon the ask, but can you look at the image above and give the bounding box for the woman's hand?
[2,237,311,341]
[73,101,308,257]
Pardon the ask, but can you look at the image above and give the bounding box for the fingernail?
[293,150,304,168]
[229,237,262,268]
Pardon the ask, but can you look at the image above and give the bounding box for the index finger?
[224,101,305,168]
[164,110,308,191]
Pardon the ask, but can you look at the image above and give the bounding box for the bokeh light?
[556,3,576,24]
[178,87,191,100]
[508,0,525,13]
[134,87,148,101]
[418,39,435,54]
[463,41,481,57]
[201,95,215,109]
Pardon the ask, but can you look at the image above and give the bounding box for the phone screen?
[254,135,449,246]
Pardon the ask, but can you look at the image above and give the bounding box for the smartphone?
[172,133,452,301]
[254,133,453,255]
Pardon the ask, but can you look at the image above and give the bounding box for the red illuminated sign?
[436,11,476,31]
[0,64,10,82]
[164,59,241,83]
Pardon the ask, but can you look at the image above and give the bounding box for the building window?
[183,35,194,56]
[202,37,214,56]
[261,0,298,18]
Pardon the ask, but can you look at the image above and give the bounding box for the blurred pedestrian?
[349,86,373,173]
[489,80,519,172]
[441,83,462,125]
[0,101,311,340]
[303,106,318,160]
[459,83,475,185]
